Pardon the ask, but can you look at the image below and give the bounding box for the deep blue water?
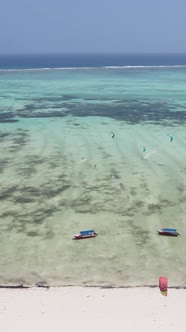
[0,53,186,69]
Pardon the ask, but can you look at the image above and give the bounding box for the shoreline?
[0,284,186,289]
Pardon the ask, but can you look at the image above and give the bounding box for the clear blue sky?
[0,0,186,54]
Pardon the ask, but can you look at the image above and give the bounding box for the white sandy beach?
[0,286,186,332]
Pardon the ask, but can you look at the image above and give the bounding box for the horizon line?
[0,52,186,56]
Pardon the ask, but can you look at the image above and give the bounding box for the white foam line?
[0,65,186,73]
[104,65,186,69]
[0,67,96,72]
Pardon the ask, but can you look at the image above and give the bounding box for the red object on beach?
[159,277,168,296]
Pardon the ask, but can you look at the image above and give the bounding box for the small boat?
[73,229,97,240]
[158,228,180,237]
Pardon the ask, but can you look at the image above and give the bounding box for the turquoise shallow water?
[0,67,186,286]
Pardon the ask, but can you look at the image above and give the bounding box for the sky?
[0,0,186,54]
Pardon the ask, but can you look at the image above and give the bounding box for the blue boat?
[73,229,97,240]
[158,228,180,237]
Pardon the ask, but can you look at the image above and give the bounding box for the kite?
[109,132,115,138]
[167,134,174,142]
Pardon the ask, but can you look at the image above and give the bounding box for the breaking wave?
[1,65,186,73]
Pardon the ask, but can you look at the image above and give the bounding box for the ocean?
[1,53,186,69]
[0,53,186,287]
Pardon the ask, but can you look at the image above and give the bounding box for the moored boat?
[73,229,97,240]
[158,228,180,237]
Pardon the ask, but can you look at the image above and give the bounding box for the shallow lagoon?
[0,67,186,286]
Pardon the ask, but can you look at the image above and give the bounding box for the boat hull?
[158,231,179,237]
[73,234,97,240]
